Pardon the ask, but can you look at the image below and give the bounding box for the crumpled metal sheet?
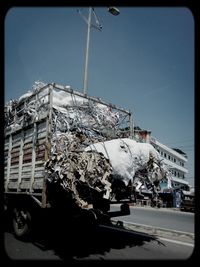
[5,82,49,129]
[5,82,129,142]
[46,133,171,207]
[51,104,120,141]
[4,82,130,209]
[45,137,112,208]
[5,82,172,207]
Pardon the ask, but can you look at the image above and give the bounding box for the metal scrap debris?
[45,133,113,208]
[4,81,170,209]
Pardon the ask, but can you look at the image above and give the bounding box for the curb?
[129,203,181,211]
[111,219,194,242]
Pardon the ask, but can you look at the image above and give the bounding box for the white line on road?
[158,237,194,247]
[116,220,194,237]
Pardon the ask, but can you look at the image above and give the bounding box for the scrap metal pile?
[5,82,171,210]
[45,132,113,208]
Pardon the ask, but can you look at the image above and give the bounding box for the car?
[181,190,195,212]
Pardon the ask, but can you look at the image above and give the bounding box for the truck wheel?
[12,208,31,239]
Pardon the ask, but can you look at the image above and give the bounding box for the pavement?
[128,203,189,212]
[110,204,194,246]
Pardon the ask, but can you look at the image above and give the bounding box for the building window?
[168,155,171,160]
[174,158,176,163]
[174,171,176,176]
[161,151,163,156]
[164,153,166,158]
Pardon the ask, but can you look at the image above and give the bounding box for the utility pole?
[78,7,120,95]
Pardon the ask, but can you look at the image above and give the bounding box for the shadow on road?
[4,209,165,262]
[29,211,164,261]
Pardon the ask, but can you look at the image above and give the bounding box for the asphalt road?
[4,225,194,262]
[3,207,195,262]
[110,204,194,233]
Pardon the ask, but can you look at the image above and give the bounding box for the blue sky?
[5,7,194,186]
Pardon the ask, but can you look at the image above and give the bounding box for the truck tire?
[12,208,31,239]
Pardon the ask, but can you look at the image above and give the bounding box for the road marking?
[114,220,194,237]
[158,237,194,247]
[100,222,194,248]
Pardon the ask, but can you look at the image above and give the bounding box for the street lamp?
[78,7,120,95]
[108,7,120,16]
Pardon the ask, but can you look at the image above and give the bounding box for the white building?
[150,136,189,191]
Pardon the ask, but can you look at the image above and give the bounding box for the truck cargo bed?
[4,83,132,208]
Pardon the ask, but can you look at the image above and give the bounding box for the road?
[4,224,194,261]
[3,206,195,262]
[110,204,194,233]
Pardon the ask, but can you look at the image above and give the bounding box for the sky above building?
[4,7,194,187]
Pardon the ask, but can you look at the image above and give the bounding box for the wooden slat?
[21,175,31,179]
[23,154,32,163]
[8,181,18,189]
[21,162,32,167]
[10,168,19,174]
[20,181,31,189]
[33,179,44,189]
[30,122,37,192]
[23,148,32,155]
[9,173,19,179]
[12,142,21,148]
[38,132,46,139]
[21,169,31,174]
[23,143,33,149]
[11,151,20,158]
[37,138,46,145]
[24,138,33,144]
[5,97,49,194]
[34,173,44,178]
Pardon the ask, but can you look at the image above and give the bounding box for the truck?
[180,189,195,212]
[4,82,133,239]
[4,81,170,240]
